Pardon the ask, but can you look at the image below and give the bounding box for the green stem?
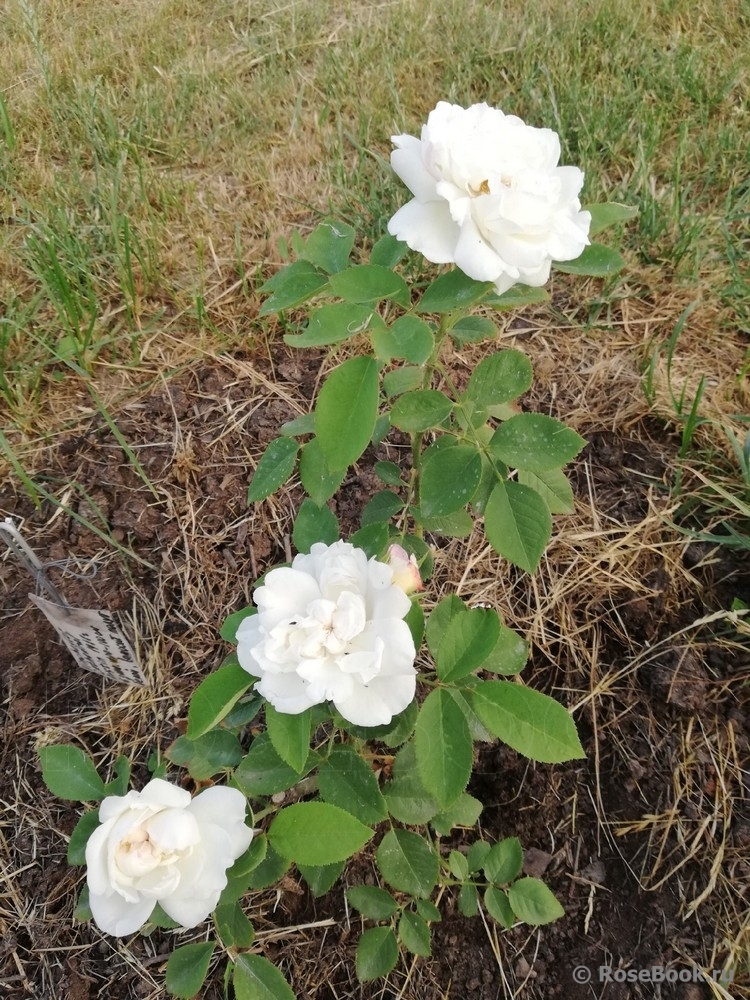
[404,314,458,537]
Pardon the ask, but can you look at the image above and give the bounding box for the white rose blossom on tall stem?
[85,779,252,936]
[387,100,591,294]
[236,540,417,726]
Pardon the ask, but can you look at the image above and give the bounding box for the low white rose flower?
[85,779,253,936]
[236,540,417,726]
[387,100,591,294]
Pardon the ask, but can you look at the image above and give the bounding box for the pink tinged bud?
[387,544,423,594]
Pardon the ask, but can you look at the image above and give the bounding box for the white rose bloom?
[387,101,591,294]
[85,779,253,936]
[236,540,417,726]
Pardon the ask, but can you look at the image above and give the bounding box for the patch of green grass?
[0,0,747,428]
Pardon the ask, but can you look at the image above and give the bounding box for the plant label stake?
[1,518,147,686]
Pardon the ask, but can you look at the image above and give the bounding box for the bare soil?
[1,345,749,999]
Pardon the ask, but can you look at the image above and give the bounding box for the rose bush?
[85,779,252,936]
[387,100,591,293]
[236,540,417,725]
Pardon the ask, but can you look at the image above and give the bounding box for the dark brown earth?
[1,353,748,999]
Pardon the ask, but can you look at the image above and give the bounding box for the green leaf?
[221,836,269,900]
[374,460,403,487]
[482,284,550,309]
[455,396,489,432]
[376,828,439,898]
[414,689,472,808]
[220,607,257,643]
[398,910,431,957]
[370,233,408,268]
[284,302,374,348]
[259,260,329,315]
[67,809,100,865]
[165,942,215,1000]
[420,445,482,517]
[167,730,242,780]
[231,836,269,878]
[404,600,425,651]
[346,885,398,920]
[458,882,479,917]
[489,414,586,473]
[507,877,565,925]
[318,744,388,824]
[371,315,434,364]
[472,680,585,763]
[279,412,316,437]
[234,732,319,797]
[383,365,423,398]
[435,606,500,681]
[481,624,529,675]
[450,315,497,344]
[265,705,311,773]
[39,745,105,801]
[247,437,299,503]
[431,793,483,835]
[245,843,290,890]
[484,479,552,573]
[425,594,464,658]
[104,755,130,797]
[450,687,495,743]
[269,802,373,865]
[467,840,492,874]
[484,837,523,884]
[298,860,345,897]
[298,219,355,273]
[371,413,390,447]
[349,521,390,559]
[584,202,639,236]
[221,691,264,730]
[298,437,347,505]
[417,269,492,313]
[361,490,403,526]
[517,467,575,514]
[416,899,442,923]
[553,242,626,277]
[215,900,254,948]
[383,741,439,824]
[187,662,254,739]
[484,886,515,928]
[449,850,469,879]
[234,954,296,1000]
[356,926,399,982]
[315,356,379,470]
[73,884,92,922]
[329,264,410,306]
[390,390,453,433]
[146,902,180,929]
[292,498,339,553]
[466,349,533,407]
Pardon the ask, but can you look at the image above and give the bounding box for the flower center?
[468,178,491,197]
[115,826,182,878]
